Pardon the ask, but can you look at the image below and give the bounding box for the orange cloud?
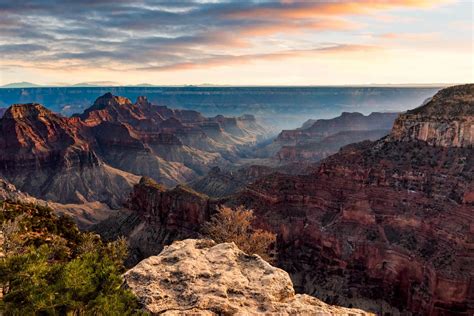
[239,18,363,36]
[378,32,440,41]
[226,0,450,20]
[214,0,450,45]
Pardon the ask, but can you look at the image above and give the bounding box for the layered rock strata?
[0,94,270,206]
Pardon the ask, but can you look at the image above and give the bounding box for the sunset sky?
[0,0,472,86]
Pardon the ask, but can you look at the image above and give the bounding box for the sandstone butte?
[123,239,373,316]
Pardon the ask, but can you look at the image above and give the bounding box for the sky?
[0,0,472,86]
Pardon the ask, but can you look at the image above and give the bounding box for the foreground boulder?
[123,239,371,315]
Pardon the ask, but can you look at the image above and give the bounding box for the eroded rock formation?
[123,239,371,315]
[257,112,398,162]
[189,165,275,198]
[0,94,271,206]
[0,176,115,229]
[0,103,139,207]
[276,129,390,162]
[390,84,473,147]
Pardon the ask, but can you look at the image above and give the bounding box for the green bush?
[0,200,146,315]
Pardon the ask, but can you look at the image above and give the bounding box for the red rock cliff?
[390,84,473,148]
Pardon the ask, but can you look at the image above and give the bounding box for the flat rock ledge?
[124,239,372,315]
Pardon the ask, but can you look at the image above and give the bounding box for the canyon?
[0,84,472,314]
[0,93,270,207]
[99,84,473,315]
[189,112,399,197]
[261,111,398,162]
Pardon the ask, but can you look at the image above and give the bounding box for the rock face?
[123,239,371,315]
[0,103,139,207]
[0,176,33,202]
[0,107,6,118]
[0,176,115,230]
[93,177,218,264]
[390,84,473,147]
[235,139,473,314]
[257,112,398,162]
[276,129,390,162]
[189,165,275,198]
[301,111,398,134]
[0,94,271,206]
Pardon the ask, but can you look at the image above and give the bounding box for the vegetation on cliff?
[0,200,145,315]
[202,205,276,262]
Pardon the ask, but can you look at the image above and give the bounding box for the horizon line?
[1,83,465,89]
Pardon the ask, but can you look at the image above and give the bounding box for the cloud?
[0,43,48,53]
[0,0,455,73]
[377,32,440,41]
[223,0,448,19]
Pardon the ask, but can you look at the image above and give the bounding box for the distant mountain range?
[0,86,444,129]
[1,82,42,88]
[0,82,233,88]
[1,81,125,88]
[0,81,457,88]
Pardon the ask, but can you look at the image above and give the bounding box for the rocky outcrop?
[256,112,398,162]
[0,176,34,202]
[79,92,147,127]
[123,239,371,315]
[0,108,6,118]
[92,177,218,263]
[390,84,473,147]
